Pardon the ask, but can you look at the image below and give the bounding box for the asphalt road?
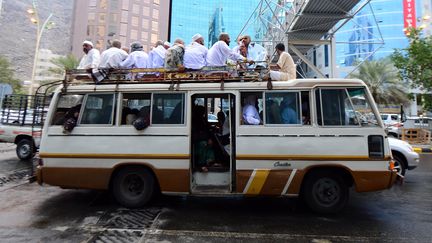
[0,145,430,242]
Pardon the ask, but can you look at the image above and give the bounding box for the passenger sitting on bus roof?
[206,33,255,67]
[99,40,128,69]
[233,35,267,69]
[242,95,262,125]
[77,40,100,70]
[269,43,296,81]
[121,41,149,69]
[148,40,166,68]
[121,46,129,54]
[280,95,300,124]
[165,38,185,70]
[184,34,208,70]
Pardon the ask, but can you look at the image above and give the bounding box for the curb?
[413,147,432,153]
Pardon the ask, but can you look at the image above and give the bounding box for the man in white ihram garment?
[121,41,149,69]
[77,40,100,70]
[206,33,254,67]
[148,40,166,68]
[99,40,128,68]
[183,33,208,70]
[233,35,267,68]
[120,41,149,78]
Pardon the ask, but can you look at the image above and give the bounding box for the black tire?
[16,139,35,161]
[393,153,406,176]
[303,171,349,214]
[112,167,155,208]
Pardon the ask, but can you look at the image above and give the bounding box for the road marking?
[140,228,421,242]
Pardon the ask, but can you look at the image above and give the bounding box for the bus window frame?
[263,90,311,127]
[78,92,117,127]
[118,92,152,127]
[150,92,187,127]
[315,87,363,128]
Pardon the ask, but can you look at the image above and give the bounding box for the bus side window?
[152,93,185,125]
[265,92,301,125]
[51,94,84,125]
[315,88,357,126]
[241,92,263,125]
[121,93,151,125]
[80,93,116,125]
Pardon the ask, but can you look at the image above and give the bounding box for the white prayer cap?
[192,33,203,42]
[82,40,93,47]
[163,41,171,47]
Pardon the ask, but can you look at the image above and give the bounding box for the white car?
[381,113,401,127]
[387,116,431,138]
[388,137,420,176]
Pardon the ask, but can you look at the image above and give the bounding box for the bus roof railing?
[63,63,272,90]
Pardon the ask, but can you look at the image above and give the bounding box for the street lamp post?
[28,0,53,95]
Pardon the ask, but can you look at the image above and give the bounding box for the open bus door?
[190,93,235,194]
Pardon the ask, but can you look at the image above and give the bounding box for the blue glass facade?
[170,0,261,48]
[336,0,422,68]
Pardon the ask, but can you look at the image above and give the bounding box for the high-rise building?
[71,0,170,58]
[169,0,261,48]
[34,49,64,82]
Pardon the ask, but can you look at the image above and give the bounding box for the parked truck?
[0,95,48,160]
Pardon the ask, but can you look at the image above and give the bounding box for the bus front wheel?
[303,171,349,214]
[112,167,155,208]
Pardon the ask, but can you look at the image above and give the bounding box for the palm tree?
[48,54,79,78]
[349,59,409,105]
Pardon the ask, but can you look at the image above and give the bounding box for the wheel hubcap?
[394,161,402,175]
[313,178,340,207]
[19,144,31,157]
[123,174,144,196]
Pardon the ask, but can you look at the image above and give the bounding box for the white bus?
[37,76,397,213]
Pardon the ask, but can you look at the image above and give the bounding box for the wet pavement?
[0,144,431,242]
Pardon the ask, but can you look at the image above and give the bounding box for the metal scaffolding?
[239,0,383,78]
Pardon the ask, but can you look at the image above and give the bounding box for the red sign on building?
[403,0,416,30]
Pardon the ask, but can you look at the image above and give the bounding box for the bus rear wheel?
[112,167,155,208]
[303,171,348,214]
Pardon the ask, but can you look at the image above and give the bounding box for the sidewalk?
[0,143,15,153]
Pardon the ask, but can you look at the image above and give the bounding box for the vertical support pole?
[330,35,337,78]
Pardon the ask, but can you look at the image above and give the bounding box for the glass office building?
[170,0,261,48]
[336,0,422,69]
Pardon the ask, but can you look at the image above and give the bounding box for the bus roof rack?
[64,65,270,87]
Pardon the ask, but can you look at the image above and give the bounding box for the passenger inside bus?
[242,94,262,125]
[280,95,300,124]
[191,102,229,172]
